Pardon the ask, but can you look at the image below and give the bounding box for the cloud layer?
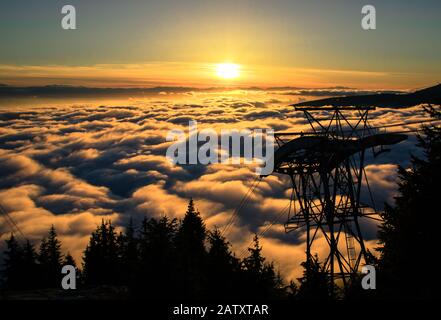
[0,91,429,280]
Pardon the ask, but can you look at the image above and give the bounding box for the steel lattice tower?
[264,106,407,291]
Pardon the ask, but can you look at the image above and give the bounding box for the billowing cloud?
[0,92,431,280]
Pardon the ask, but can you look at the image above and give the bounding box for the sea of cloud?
[0,90,430,281]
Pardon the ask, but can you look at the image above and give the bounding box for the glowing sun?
[215,63,240,79]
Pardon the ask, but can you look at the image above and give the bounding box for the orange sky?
[0,62,437,90]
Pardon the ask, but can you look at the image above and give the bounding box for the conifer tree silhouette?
[242,235,284,299]
[82,220,119,285]
[296,254,333,300]
[377,105,441,299]
[38,225,63,287]
[135,216,178,298]
[175,199,207,299]
[0,199,295,300]
[2,236,40,289]
[21,240,39,289]
[63,252,77,269]
[118,218,139,287]
[206,228,240,299]
[1,234,23,289]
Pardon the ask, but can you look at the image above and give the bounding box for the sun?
[215,63,240,79]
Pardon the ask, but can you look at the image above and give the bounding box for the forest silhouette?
[1,105,439,300]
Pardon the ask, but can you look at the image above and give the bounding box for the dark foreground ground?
[0,286,129,300]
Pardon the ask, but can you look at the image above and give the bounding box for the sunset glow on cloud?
[0,92,428,277]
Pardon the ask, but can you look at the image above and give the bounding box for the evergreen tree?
[1,234,23,289]
[38,225,63,287]
[377,105,441,299]
[206,228,240,299]
[175,199,207,299]
[0,198,298,300]
[286,280,299,299]
[21,240,39,289]
[118,218,139,286]
[296,254,332,300]
[176,199,206,255]
[63,252,77,269]
[135,216,178,298]
[63,252,78,275]
[243,235,265,274]
[82,220,120,285]
[242,235,285,299]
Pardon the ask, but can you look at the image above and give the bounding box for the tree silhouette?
[296,254,333,300]
[377,105,441,299]
[2,236,40,289]
[206,228,240,299]
[82,220,119,285]
[21,240,39,289]
[175,199,207,299]
[63,252,77,269]
[243,235,265,273]
[117,218,139,286]
[63,252,78,275]
[242,235,285,299]
[0,199,297,299]
[1,234,23,289]
[134,216,178,298]
[38,225,63,287]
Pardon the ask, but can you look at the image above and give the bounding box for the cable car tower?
[264,106,407,291]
